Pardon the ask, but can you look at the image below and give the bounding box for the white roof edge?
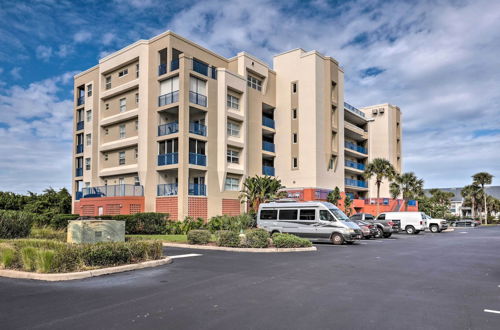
[74,65,99,79]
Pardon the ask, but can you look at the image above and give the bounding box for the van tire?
[383,233,392,238]
[406,226,416,235]
[331,233,344,245]
[271,230,280,236]
[430,225,439,233]
[375,227,384,238]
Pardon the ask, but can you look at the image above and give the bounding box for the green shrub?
[113,212,169,235]
[0,244,17,268]
[80,242,131,267]
[52,245,82,272]
[187,230,211,245]
[166,217,205,235]
[51,214,79,229]
[13,238,66,250]
[216,230,240,247]
[30,227,66,241]
[207,214,254,233]
[127,240,162,261]
[244,229,270,248]
[36,249,55,273]
[21,247,38,271]
[0,210,39,238]
[272,233,312,248]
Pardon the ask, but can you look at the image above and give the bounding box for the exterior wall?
[77,197,144,216]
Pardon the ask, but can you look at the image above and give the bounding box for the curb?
[163,242,317,253]
[0,257,172,282]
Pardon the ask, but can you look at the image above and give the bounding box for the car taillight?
[368,225,373,229]
[420,221,423,225]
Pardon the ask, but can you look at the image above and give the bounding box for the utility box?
[67,220,125,243]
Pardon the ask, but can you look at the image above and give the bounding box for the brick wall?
[82,205,95,216]
[77,197,145,216]
[156,197,178,220]
[222,199,241,216]
[188,197,208,220]
[105,204,121,215]
[130,204,142,214]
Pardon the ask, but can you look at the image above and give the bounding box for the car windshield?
[330,209,351,221]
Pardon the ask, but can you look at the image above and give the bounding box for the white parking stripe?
[169,254,202,259]
[484,309,500,314]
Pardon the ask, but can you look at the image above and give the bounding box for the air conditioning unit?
[379,108,385,113]
[372,109,378,114]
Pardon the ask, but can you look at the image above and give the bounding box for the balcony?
[75,168,83,177]
[77,96,85,106]
[158,153,179,166]
[262,117,275,129]
[158,91,179,107]
[75,191,83,200]
[158,122,179,136]
[344,102,365,118]
[345,142,367,154]
[263,166,275,176]
[189,122,207,136]
[345,160,365,171]
[189,183,206,196]
[76,144,83,154]
[192,59,216,79]
[157,183,178,196]
[262,141,275,153]
[76,121,84,131]
[189,152,206,166]
[189,91,207,107]
[345,178,368,188]
[158,64,167,76]
[171,59,179,71]
[82,184,144,198]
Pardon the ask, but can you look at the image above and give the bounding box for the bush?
[0,210,39,238]
[21,247,38,271]
[113,212,169,235]
[272,233,312,248]
[187,230,211,245]
[216,230,240,247]
[36,249,55,273]
[51,214,79,229]
[244,229,270,248]
[0,244,17,268]
[166,217,205,235]
[207,214,254,233]
[30,227,66,241]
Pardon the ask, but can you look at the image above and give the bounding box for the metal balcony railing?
[82,184,144,198]
[189,183,206,196]
[75,168,83,177]
[157,183,178,196]
[263,166,275,176]
[344,102,365,118]
[158,153,179,166]
[345,160,365,171]
[158,90,179,107]
[75,191,83,200]
[171,59,179,71]
[76,121,84,131]
[262,141,275,153]
[345,142,367,154]
[192,59,216,79]
[189,152,206,166]
[158,64,167,76]
[345,178,368,188]
[189,122,207,136]
[158,122,179,136]
[189,91,207,107]
[76,144,83,154]
[262,117,275,129]
[77,96,85,106]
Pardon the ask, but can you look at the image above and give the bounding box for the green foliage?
[0,210,41,238]
[239,175,285,212]
[21,247,38,271]
[344,195,353,217]
[391,172,424,210]
[418,189,455,218]
[364,158,397,214]
[113,212,169,235]
[216,230,241,247]
[165,217,205,235]
[207,214,253,233]
[51,214,79,229]
[0,244,17,268]
[327,187,342,206]
[271,233,312,248]
[0,188,72,218]
[244,229,270,248]
[36,250,55,273]
[30,227,66,241]
[187,230,211,245]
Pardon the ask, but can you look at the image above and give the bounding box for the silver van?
[257,201,362,245]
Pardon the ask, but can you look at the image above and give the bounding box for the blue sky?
[0,0,499,193]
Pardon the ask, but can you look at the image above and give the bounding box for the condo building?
[72,31,402,219]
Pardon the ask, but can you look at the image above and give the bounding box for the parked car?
[257,201,362,245]
[376,212,447,234]
[452,219,476,227]
[421,213,449,232]
[350,213,399,238]
[351,219,377,239]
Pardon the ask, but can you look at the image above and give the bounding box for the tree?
[461,184,481,219]
[344,194,353,217]
[363,158,397,216]
[0,187,71,217]
[472,172,493,224]
[327,187,342,206]
[239,176,285,212]
[390,172,424,210]
[389,182,400,200]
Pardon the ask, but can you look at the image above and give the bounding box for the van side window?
[299,209,316,220]
[260,210,277,220]
[365,215,374,220]
[320,210,335,221]
[377,214,385,220]
[351,214,361,220]
[279,209,298,220]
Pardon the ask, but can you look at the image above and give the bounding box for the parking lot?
[1,226,500,329]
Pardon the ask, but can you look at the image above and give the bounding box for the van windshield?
[330,209,350,222]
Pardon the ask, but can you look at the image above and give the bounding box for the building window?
[292,82,297,93]
[105,76,111,90]
[190,76,207,95]
[86,110,92,122]
[329,157,335,169]
[135,93,139,104]
[87,84,92,97]
[227,94,239,110]
[227,121,240,137]
[134,176,140,186]
[104,153,108,161]
[86,133,91,146]
[292,108,297,119]
[104,128,109,135]
[119,98,126,113]
[135,120,139,131]
[292,133,298,144]
[119,151,125,165]
[119,124,126,139]
[247,75,262,91]
[136,63,139,78]
[134,148,138,159]
[105,103,109,110]
[225,177,240,191]
[118,68,128,77]
[85,158,91,170]
[292,157,298,168]
[227,149,240,164]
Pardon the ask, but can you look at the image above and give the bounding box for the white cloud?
[10,67,21,80]
[101,32,116,46]
[73,30,92,43]
[35,45,53,61]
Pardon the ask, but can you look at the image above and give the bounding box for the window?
[320,210,335,221]
[160,76,180,95]
[135,93,139,104]
[85,158,91,170]
[227,94,239,110]
[351,214,361,220]
[119,98,126,113]
[136,63,139,78]
[104,153,108,161]
[105,103,109,110]
[292,108,297,119]
[260,209,277,220]
[104,128,109,135]
[329,157,335,170]
[227,149,239,164]
[134,176,140,186]
[135,120,139,131]
[119,151,125,165]
[377,214,386,220]
[86,133,91,146]
[292,133,298,144]
[119,124,126,139]
[300,209,316,220]
[292,82,297,93]
[225,177,239,191]
[190,76,207,95]
[118,68,128,77]
[292,157,298,168]
[279,209,298,220]
[227,121,240,137]
[134,148,138,159]
[86,110,92,122]
[87,84,92,97]
[105,76,111,90]
[247,75,262,91]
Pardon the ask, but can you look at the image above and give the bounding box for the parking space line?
[169,254,203,259]
[484,309,500,314]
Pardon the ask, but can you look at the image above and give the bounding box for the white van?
[376,212,447,234]
[257,201,362,245]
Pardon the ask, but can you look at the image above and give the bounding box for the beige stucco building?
[72,31,402,219]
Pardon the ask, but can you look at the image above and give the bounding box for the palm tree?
[344,194,353,216]
[389,182,400,200]
[390,172,424,211]
[472,172,494,224]
[461,184,481,219]
[364,158,397,216]
[327,187,342,206]
[239,175,285,212]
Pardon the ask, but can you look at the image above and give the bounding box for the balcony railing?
[189,91,207,107]
[345,160,365,171]
[77,96,84,106]
[157,183,178,196]
[189,183,206,196]
[344,102,365,118]
[75,191,83,200]
[263,166,275,176]
[189,152,206,166]
[262,117,275,129]
[345,178,368,188]
[189,122,207,136]
[158,90,179,107]
[171,59,179,71]
[158,64,167,76]
[192,59,216,79]
[75,168,83,177]
[158,153,179,166]
[76,121,84,131]
[82,184,144,198]
[262,141,275,153]
[158,122,179,136]
[345,142,367,154]
[76,144,83,154]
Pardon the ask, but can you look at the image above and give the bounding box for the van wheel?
[271,230,280,236]
[430,225,439,233]
[383,233,392,238]
[406,226,416,235]
[331,233,344,245]
[375,227,384,238]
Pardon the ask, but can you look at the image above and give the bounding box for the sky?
[0,0,499,194]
